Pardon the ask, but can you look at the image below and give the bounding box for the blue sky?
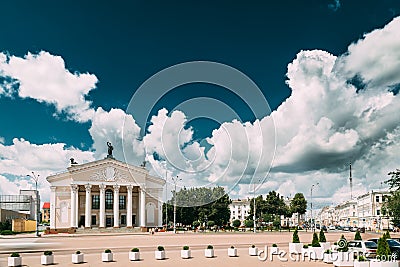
[1,0,400,208]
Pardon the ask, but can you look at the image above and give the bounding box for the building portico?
[47,156,164,231]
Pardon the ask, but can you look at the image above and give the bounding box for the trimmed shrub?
[272,243,277,247]
[232,219,241,228]
[383,230,391,240]
[104,249,111,253]
[183,246,189,250]
[251,244,255,248]
[244,220,254,228]
[75,250,81,254]
[354,230,362,240]
[311,232,320,247]
[292,228,300,243]
[10,252,20,257]
[1,230,14,235]
[303,244,309,249]
[230,245,235,249]
[358,255,367,261]
[44,251,53,256]
[207,221,215,228]
[207,245,213,249]
[157,246,165,251]
[131,248,139,252]
[376,237,391,260]
[319,229,326,242]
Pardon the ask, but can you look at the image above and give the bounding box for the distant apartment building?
[42,202,50,223]
[357,190,392,230]
[229,199,250,225]
[318,189,394,231]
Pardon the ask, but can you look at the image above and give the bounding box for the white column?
[75,187,79,227]
[70,184,78,228]
[127,185,133,228]
[99,184,106,228]
[85,184,92,228]
[113,185,120,227]
[140,187,146,227]
[50,186,57,229]
[158,200,163,227]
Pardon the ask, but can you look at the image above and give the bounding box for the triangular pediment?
[47,157,164,186]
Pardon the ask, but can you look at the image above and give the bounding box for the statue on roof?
[70,158,78,165]
[107,142,114,158]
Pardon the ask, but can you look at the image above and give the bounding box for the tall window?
[105,189,113,209]
[92,195,100,209]
[376,196,380,203]
[119,195,126,210]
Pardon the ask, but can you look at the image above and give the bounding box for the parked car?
[329,225,336,231]
[336,226,343,230]
[321,225,327,232]
[347,240,377,258]
[350,227,358,232]
[368,238,400,258]
[343,226,350,231]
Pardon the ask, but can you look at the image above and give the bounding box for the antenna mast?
[349,162,353,200]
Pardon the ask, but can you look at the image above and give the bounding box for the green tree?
[386,169,400,190]
[165,186,231,227]
[248,195,266,219]
[290,193,307,225]
[385,170,400,227]
[232,219,241,228]
[354,230,362,240]
[264,191,291,217]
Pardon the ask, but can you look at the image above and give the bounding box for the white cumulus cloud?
[0,51,98,122]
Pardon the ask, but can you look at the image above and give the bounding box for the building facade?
[0,190,39,220]
[42,202,50,223]
[318,189,394,231]
[229,199,250,225]
[357,190,392,230]
[46,157,165,230]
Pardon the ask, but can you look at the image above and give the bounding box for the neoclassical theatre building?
[46,151,165,231]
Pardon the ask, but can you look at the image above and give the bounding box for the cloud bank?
[1,17,400,207]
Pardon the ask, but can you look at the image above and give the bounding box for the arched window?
[105,189,113,209]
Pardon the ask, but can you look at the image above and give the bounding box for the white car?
[347,240,377,258]
[328,225,336,231]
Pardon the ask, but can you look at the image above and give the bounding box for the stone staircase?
[75,227,145,234]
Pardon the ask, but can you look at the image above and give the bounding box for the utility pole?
[311,183,319,233]
[27,172,40,237]
[253,182,256,233]
[172,176,181,234]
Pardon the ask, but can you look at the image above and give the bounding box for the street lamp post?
[172,176,181,234]
[27,172,40,237]
[165,170,168,229]
[253,183,256,233]
[310,183,319,233]
[252,178,260,233]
